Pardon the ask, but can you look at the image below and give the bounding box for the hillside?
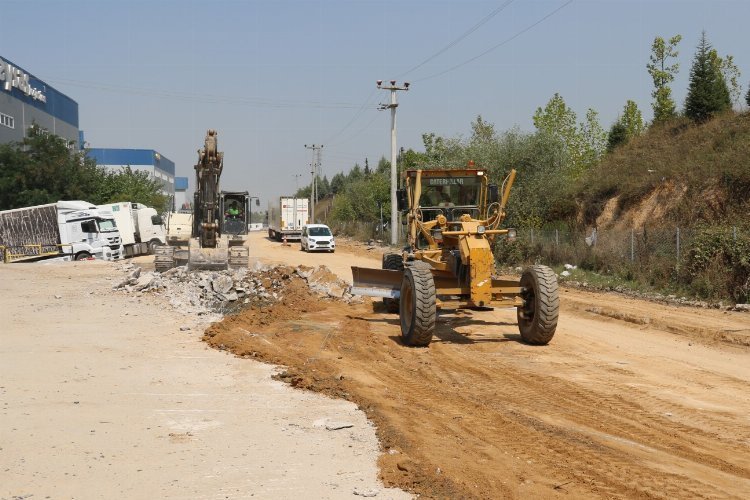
[577,112,750,230]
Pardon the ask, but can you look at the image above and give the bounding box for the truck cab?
[57,201,123,261]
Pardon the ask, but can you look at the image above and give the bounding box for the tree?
[717,54,742,106]
[363,158,371,177]
[533,94,605,176]
[470,115,496,144]
[746,84,750,108]
[607,100,645,151]
[647,34,682,123]
[0,127,101,210]
[607,122,629,152]
[685,31,731,122]
[95,166,169,210]
[620,100,645,138]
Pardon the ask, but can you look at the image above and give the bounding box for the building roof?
[87,148,175,176]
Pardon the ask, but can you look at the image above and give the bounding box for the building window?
[0,112,14,129]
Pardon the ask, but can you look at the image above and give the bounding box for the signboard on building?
[0,57,47,103]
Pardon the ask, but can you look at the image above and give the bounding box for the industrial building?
[87,148,176,197]
[0,56,79,147]
[174,176,191,212]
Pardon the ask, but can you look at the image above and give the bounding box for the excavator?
[154,130,249,272]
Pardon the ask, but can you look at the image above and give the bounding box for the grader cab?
[351,166,559,347]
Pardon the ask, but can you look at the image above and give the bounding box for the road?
[206,231,750,498]
[0,256,410,499]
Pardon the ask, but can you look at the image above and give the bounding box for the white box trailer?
[0,201,123,262]
[98,202,166,257]
[267,197,308,241]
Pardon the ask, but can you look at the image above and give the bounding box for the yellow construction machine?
[154,130,249,272]
[351,165,559,347]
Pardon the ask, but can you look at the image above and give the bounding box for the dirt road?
[0,258,409,499]
[206,232,750,498]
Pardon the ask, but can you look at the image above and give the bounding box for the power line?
[323,88,379,145]
[413,0,574,83]
[398,0,516,78]
[44,77,365,110]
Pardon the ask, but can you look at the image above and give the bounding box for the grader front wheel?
[517,265,559,345]
[399,265,436,347]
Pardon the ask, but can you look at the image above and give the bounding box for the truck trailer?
[267,197,308,241]
[97,202,166,257]
[0,201,123,262]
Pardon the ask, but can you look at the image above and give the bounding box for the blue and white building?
[0,56,79,147]
[87,148,176,197]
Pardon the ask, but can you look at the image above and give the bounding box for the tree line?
[312,30,747,228]
[0,126,169,211]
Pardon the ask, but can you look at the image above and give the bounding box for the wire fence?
[329,221,747,262]
[510,226,747,267]
[328,221,750,301]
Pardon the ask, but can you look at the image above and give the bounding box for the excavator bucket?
[187,238,229,270]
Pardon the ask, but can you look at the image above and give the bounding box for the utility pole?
[377,80,409,245]
[304,144,323,223]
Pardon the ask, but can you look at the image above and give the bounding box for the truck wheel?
[399,265,436,347]
[75,252,91,261]
[517,265,559,345]
[268,229,274,239]
[382,253,404,313]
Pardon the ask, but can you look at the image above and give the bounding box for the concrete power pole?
[304,144,323,223]
[377,80,409,245]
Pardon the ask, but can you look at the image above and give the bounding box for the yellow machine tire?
[399,265,436,347]
[517,265,559,345]
[382,253,404,313]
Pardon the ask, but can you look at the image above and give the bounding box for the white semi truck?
[267,197,308,241]
[0,201,123,262]
[97,202,166,257]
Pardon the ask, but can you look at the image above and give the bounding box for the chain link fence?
[328,220,750,301]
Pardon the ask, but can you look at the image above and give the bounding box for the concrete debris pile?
[112,261,359,317]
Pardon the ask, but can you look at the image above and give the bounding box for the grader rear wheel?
[517,265,559,345]
[382,253,404,313]
[399,265,436,347]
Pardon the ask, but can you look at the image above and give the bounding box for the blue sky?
[3,0,749,204]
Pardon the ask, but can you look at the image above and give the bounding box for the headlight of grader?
[476,225,486,235]
[507,228,517,241]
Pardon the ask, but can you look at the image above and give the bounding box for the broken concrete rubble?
[112,263,360,320]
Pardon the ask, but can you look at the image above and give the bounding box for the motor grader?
[154,130,248,272]
[351,165,559,347]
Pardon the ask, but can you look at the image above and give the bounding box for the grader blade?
[351,266,402,298]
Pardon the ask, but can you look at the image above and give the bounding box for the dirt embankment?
[204,238,750,499]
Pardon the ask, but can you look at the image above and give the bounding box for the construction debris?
[112,262,360,320]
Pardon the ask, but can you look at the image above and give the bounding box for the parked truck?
[267,197,308,241]
[97,202,166,257]
[0,201,123,262]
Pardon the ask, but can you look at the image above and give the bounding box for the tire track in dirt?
[207,234,750,498]
[205,291,750,499]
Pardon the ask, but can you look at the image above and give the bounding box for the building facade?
[0,56,79,147]
[173,176,190,212]
[87,148,176,197]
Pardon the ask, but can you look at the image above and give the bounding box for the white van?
[300,224,335,253]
